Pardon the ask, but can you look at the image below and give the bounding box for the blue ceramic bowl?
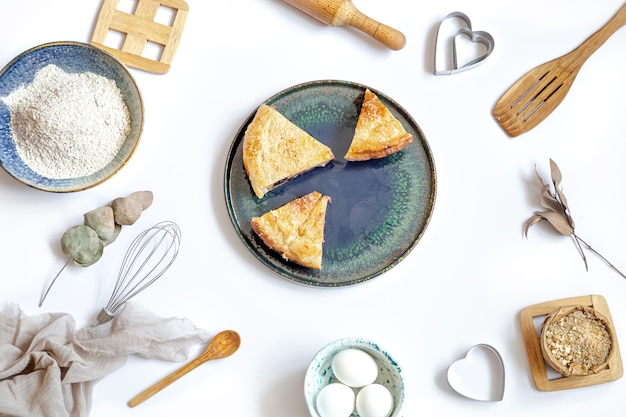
[304,338,405,417]
[0,41,143,192]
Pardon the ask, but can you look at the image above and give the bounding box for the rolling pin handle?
[348,10,406,50]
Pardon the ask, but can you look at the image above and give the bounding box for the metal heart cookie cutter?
[446,344,505,402]
[434,12,495,75]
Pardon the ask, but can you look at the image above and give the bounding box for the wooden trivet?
[519,294,623,391]
[91,0,188,74]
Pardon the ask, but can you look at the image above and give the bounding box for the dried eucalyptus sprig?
[524,159,625,279]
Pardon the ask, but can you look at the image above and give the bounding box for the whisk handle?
[96,309,115,323]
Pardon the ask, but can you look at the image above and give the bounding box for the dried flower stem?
[39,256,73,307]
[525,159,626,280]
[570,235,588,271]
[573,235,626,279]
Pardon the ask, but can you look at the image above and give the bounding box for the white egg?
[355,383,394,417]
[331,348,378,388]
[315,383,355,417]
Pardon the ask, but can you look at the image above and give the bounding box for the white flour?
[1,64,131,179]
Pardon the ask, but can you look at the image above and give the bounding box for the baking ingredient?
[316,383,355,417]
[1,64,130,179]
[356,384,394,417]
[332,348,378,388]
[313,348,397,417]
[544,308,611,374]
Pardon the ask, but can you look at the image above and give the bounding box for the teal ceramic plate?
[0,41,143,192]
[224,80,436,286]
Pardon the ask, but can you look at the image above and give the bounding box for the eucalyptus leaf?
[539,185,564,214]
[555,187,575,227]
[128,190,154,210]
[549,158,562,187]
[84,206,115,240]
[534,167,547,188]
[524,214,543,237]
[101,223,122,246]
[525,159,626,280]
[111,197,143,225]
[60,225,104,267]
[40,190,155,307]
[548,160,575,227]
[534,211,574,236]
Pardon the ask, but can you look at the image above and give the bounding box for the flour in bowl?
[1,64,131,179]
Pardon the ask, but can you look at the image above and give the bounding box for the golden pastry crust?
[344,89,413,161]
[251,191,331,269]
[243,104,335,198]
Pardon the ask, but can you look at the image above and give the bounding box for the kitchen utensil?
[128,330,241,407]
[91,0,189,74]
[434,12,495,75]
[96,221,181,323]
[281,0,406,50]
[493,3,626,137]
[446,344,505,402]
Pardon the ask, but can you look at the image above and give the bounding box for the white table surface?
[1,0,626,415]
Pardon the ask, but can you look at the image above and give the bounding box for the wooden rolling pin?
[281,0,406,50]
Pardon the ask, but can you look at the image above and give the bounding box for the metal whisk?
[96,221,181,323]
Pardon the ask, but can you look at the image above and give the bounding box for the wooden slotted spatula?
[493,3,626,137]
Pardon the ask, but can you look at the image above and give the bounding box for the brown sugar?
[542,307,612,376]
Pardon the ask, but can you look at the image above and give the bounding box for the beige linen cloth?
[0,302,210,417]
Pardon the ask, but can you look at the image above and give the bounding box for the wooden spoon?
[128,330,241,407]
[281,0,406,50]
[493,3,626,137]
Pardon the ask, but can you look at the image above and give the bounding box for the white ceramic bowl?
[0,41,143,192]
[304,337,404,417]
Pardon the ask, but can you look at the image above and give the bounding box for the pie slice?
[344,89,413,161]
[243,104,335,198]
[251,191,331,269]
